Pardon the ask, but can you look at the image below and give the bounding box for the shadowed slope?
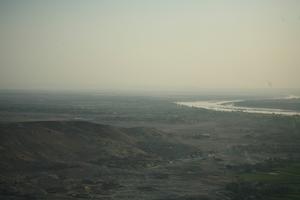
[0,120,196,172]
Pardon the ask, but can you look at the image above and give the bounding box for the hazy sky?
[0,0,299,91]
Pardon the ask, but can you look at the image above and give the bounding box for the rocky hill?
[0,120,200,199]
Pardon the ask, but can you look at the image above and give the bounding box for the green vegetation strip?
[239,162,300,200]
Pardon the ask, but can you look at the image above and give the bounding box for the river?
[176,99,300,116]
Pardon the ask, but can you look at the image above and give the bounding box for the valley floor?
[0,93,300,200]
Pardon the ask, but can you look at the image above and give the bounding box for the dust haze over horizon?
[0,0,300,92]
